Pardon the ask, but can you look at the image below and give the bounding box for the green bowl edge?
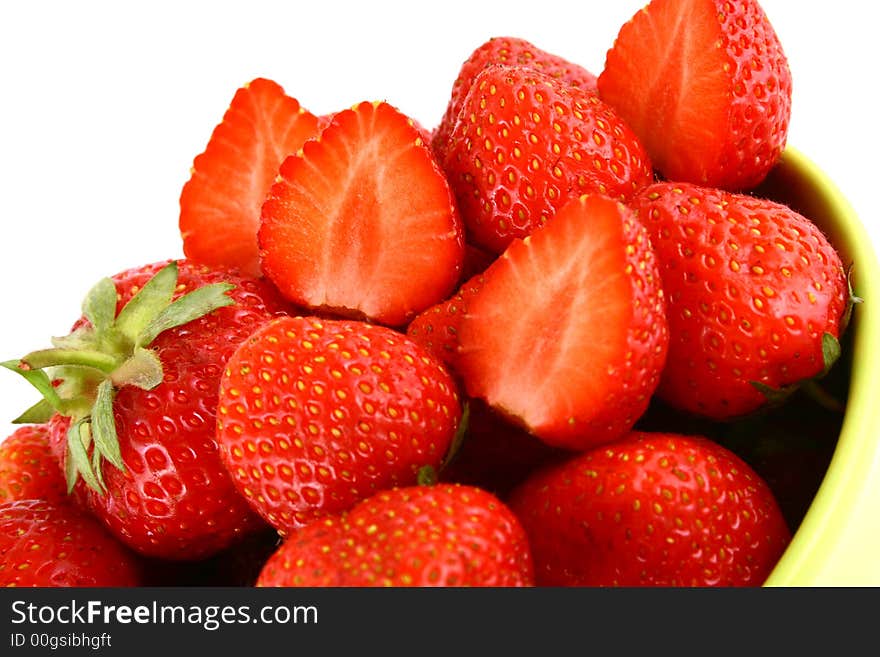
[763,147,880,586]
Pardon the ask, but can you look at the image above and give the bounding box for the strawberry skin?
[457,194,668,450]
[0,499,143,587]
[631,182,848,419]
[0,425,66,504]
[406,272,485,371]
[216,315,462,536]
[256,484,533,587]
[598,0,791,190]
[259,101,464,327]
[443,64,653,253]
[507,431,791,586]
[180,78,320,277]
[41,260,292,560]
[433,36,599,163]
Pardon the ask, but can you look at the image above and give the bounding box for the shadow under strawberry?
[142,528,282,587]
[439,399,572,499]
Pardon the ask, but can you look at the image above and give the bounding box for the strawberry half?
[432,36,599,163]
[180,78,320,277]
[598,0,792,190]
[259,101,464,327]
[457,194,668,450]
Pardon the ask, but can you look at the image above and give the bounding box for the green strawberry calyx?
[750,265,862,414]
[416,401,471,487]
[2,262,235,494]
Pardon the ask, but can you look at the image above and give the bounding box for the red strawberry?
[507,431,791,586]
[180,78,320,277]
[0,425,66,504]
[443,64,653,253]
[259,101,464,327]
[432,36,599,163]
[631,181,849,419]
[598,0,792,190]
[216,315,462,536]
[457,193,668,450]
[406,272,485,370]
[256,483,533,587]
[4,260,292,560]
[0,499,143,587]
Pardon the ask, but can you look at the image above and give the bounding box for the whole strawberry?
[0,499,143,587]
[216,315,462,536]
[0,425,66,504]
[507,431,791,586]
[631,182,849,419]
[432,36,599,164]
[4,259,291,560]
[256,483,533,587]
[443,64,653,253]
[598,0,791,190]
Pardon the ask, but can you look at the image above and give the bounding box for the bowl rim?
[763,147,880,586]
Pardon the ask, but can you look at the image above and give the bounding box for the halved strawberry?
[598,0,791,190]
[259,101,464,327]
[180,78,320,277]
[457,194,668,450]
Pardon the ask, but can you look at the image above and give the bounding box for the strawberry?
[3,260,292,560]
[180,78,320,277]
[216,315,462,536]
[432,36,599,164]
[256,483,533,587]
[405,272,485,370]
[631,181,849,419]
[598,0,792,190]
[0,499,143,587]
[443,64,653,254]
[0,425,66,504]
[507,431,791,586]
[457,193,668,450]
[259,101,464,327]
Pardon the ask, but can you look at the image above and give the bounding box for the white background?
[0,0,876,440]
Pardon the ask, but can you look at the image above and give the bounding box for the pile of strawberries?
[0,0,856,588]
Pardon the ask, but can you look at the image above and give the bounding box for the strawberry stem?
[2,261,237,495]
[20,347,119,372]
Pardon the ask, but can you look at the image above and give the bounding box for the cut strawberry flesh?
[259,101,464,326]
[179,78,320,277]
[457,194,667,449]
[599,0,730,183]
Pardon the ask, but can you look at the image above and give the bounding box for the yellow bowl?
[755,148,880,586]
